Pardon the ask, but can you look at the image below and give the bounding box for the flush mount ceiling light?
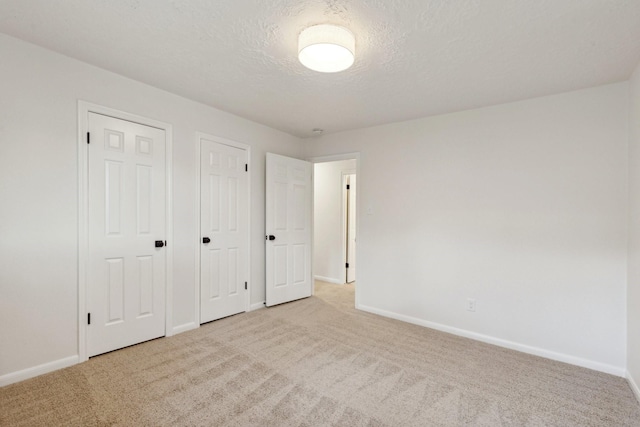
[298,24,355,73]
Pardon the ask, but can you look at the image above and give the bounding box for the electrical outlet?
[466,298,476,312]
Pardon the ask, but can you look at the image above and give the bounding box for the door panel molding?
[78,101,173,363]
[194,132,251,325]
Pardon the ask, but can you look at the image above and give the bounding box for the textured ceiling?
[1,0,640,137]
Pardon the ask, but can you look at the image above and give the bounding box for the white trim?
[194,132,252,325]
[250,302,266,311]
[77,101,174,362]
[308,153,361,307]
[358,303,626,377]
[77,103,89,363]
[0,356,79,387]
[194,135,201,325]
[309,153,360,164]
[628,371,640,403]
[172,322,199,335]
[310,163,315,296]
[314,275,344,285]
[165,124,174,338]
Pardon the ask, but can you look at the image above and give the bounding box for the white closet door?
[265,153,312,306]
[346,174,357,283]
[200,138,248,323]
[87,112,166,357]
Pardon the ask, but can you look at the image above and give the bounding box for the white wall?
[313,160,356,283]
[0,34,303,382]
[628,61,640,398]
[305,83,629,374]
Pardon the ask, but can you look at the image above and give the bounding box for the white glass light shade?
[298,24,355,73]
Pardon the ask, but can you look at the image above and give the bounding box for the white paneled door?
[200,138,248,323]
[265,153,312,306]
[87,112,166,357]
[346,174,357,283]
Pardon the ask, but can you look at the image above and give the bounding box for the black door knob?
[267,235,276,241]
[202,237,211,244]
[155,240,165,248]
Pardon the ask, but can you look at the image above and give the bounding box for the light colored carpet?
[1,281,639,426]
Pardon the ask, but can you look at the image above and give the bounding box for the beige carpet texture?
[1,281,639,426]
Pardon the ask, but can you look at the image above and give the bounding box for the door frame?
[77,101,174,363]
[308,153,360,307]
[194,132,251,324]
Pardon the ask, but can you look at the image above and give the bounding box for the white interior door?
[346,174,356,283]
[265,153,312,306]
[87,112,166,357]
[200,138,248,323]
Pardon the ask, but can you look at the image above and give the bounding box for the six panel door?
[87,112,166,357]
[200,138,248,323]
[265,153,312,306]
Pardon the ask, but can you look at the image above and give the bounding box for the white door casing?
[200,138,249,323]
[86,112,167,357]
[265,153,312,306]
[346,174,356,283]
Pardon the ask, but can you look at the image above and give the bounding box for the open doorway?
[313,159,357,286]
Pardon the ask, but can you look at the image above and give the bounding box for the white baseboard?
[358,304,625,377]
[314,275,344,285]
[250,301,266,311]
[0,355,79,387]
[628,371,640,403]
[172,322,199,335]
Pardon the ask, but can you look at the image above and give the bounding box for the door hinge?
[87,132,90,144]
[346,184,350,190]
[346,263,349,268]
[245,281,248,290]
[245,164,248,172]
[87,313,91,325]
